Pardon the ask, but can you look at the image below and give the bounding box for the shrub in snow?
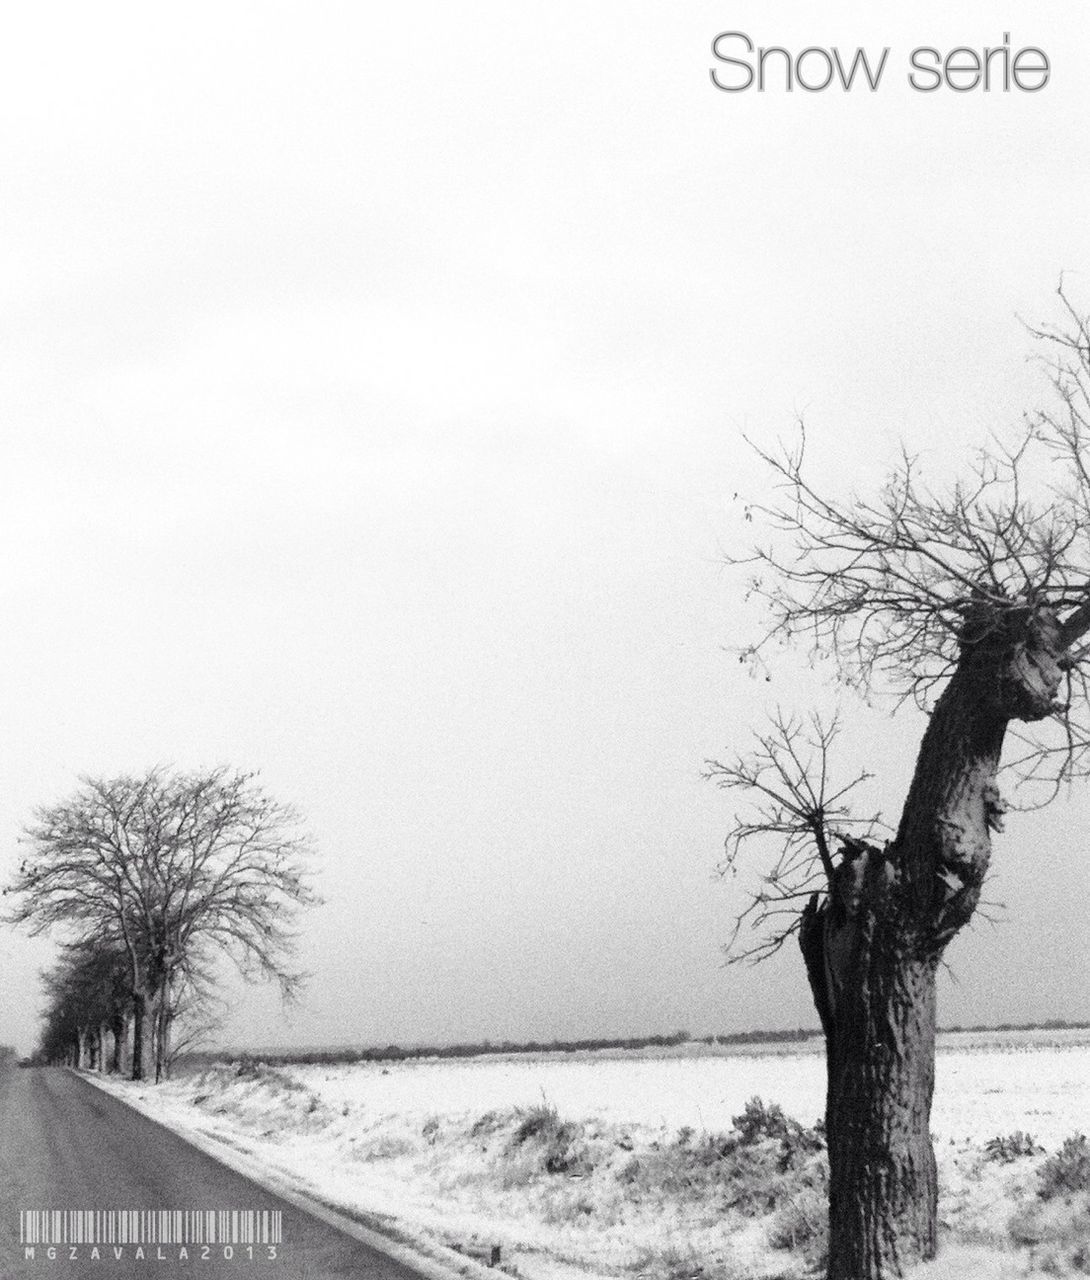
[731,1098,796,1145]
[1038,1134,1090,1200]
[613,1107,827,1222]
[732,1098,822,1150]
[1006,1134,1090,1274]
[731,1097,824,1171]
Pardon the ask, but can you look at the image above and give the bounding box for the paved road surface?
[0,1062,431,1279]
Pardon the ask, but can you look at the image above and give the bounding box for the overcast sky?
[1,2,1089,1055]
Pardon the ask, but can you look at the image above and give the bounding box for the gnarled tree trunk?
[803,894,939,1275]
[801,604,1065,1279]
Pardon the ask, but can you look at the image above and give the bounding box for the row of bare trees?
[4,767,318,1081]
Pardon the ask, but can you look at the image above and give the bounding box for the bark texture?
[803,891,938,1276]
[130,989,162,1082]
[801,603,1067,1279]
[109,1014,126,1075]
[155,1004,172,1083]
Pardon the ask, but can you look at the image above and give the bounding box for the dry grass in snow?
[91,1033,1090,1280]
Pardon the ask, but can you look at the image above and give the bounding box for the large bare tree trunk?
[131,989,162,1081]
[804,906,939,1275]
[800,605,1065,1279]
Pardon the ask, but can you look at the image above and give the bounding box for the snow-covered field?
[255,1030,1090,1148]
[91,1031,1090,1280]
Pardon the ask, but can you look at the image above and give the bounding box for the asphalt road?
[0,1062,432,1279]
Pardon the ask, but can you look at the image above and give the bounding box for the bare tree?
[5,767,319,1081]
[713,290,1090,1279]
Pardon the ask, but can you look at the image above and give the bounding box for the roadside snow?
[89,1035,1090,1280]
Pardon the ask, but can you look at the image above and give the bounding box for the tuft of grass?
[767,1183,828,1266]
[983,1131,1043,1163]
[470,1110,504,1139]
[507,1103,589,1177]
[512,1102,562,1145]
[626,1241,732,1280]
[225,1060,307,1094]
[354,1134,415,1161]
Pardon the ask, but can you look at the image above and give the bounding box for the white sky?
[2,1,1090,1055]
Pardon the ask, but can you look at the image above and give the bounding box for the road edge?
[72,1069,504,1280]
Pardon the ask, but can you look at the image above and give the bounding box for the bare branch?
[707,710,885,961]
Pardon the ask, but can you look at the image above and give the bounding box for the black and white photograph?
[1,3,1088,1278]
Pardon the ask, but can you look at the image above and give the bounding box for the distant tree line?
[942,1019,1090,1034]
[4,768,317,1082]
[188,1026,825,1068]
[186,1017,1090,1072]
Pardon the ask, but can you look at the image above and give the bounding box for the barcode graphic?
[19,1209,282,1246]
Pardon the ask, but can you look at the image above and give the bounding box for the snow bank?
[90,1036,1090,1280]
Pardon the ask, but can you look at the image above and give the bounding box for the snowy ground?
[91,1031,1090,1280]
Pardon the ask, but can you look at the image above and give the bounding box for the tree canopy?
[5,766,318,1078]
[735,294,1090,778]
